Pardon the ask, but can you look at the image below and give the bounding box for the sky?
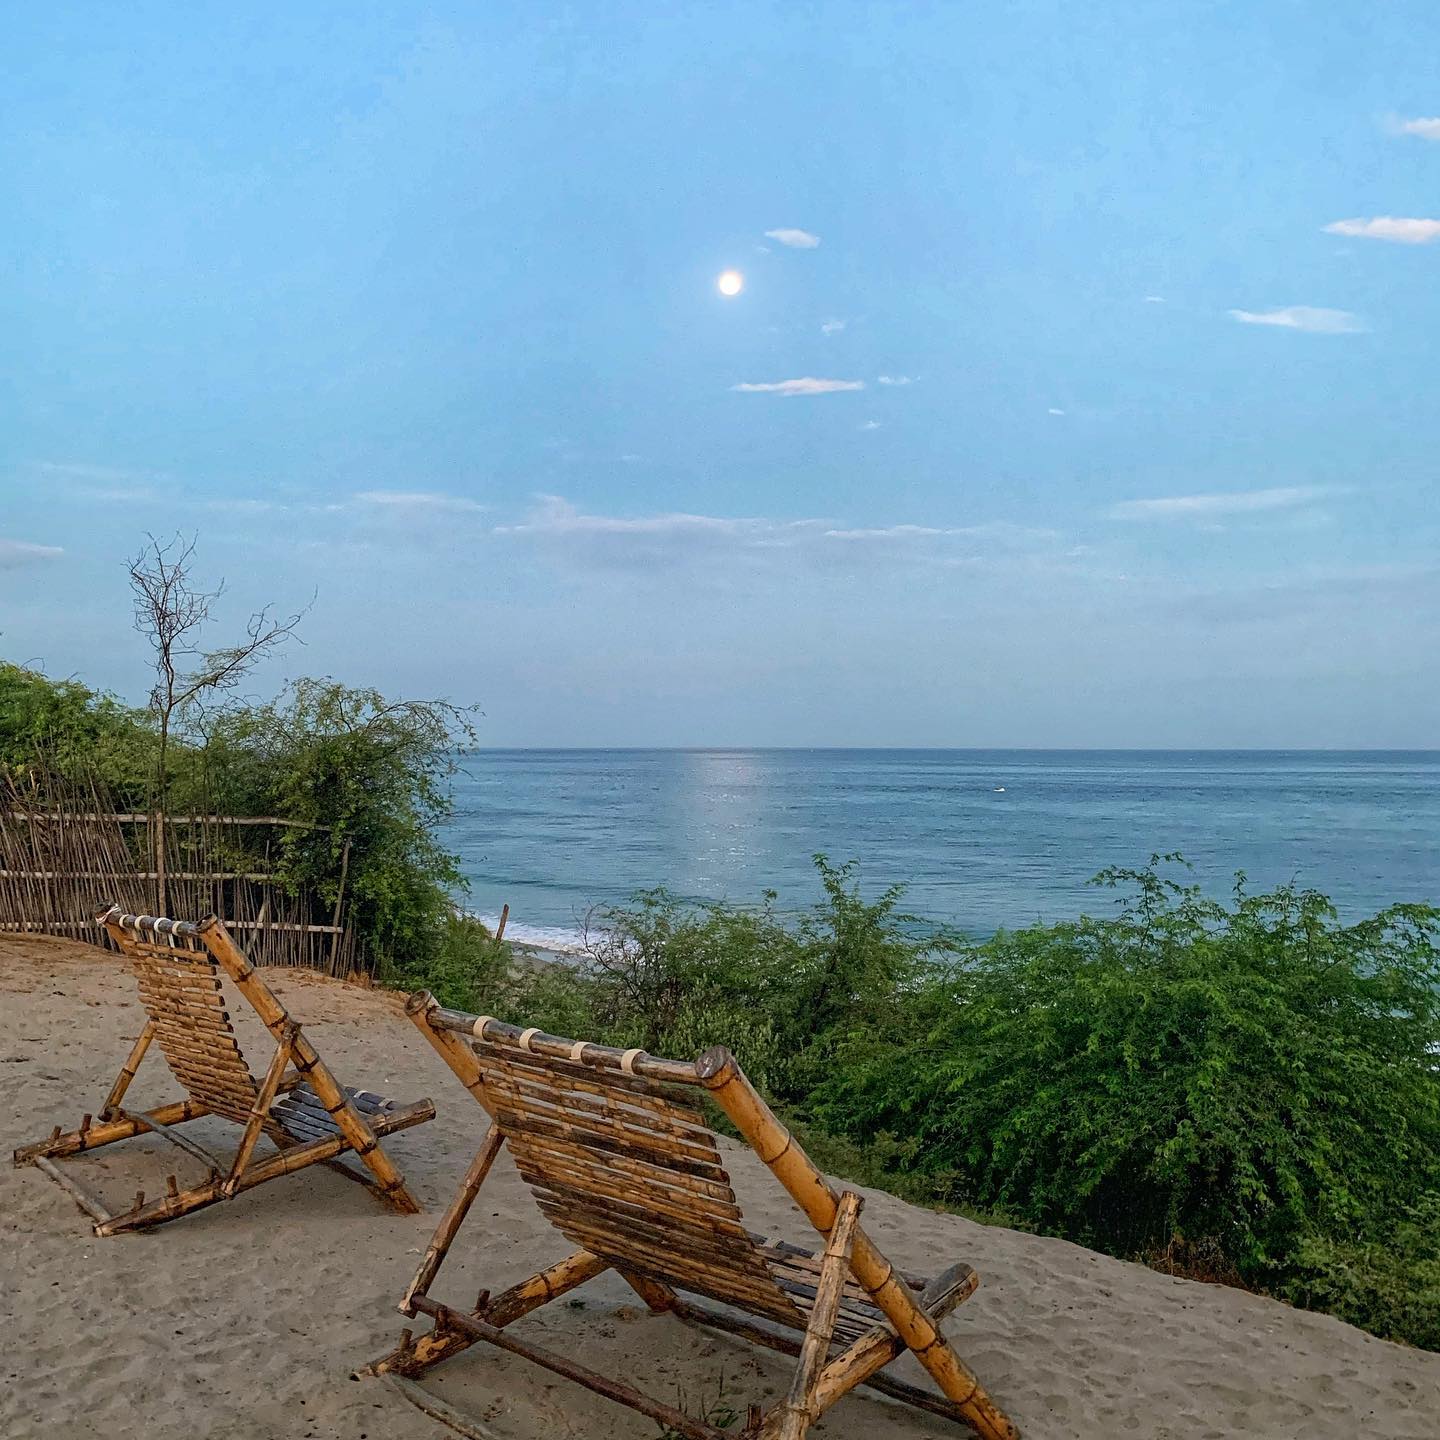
[3,3,1438,748]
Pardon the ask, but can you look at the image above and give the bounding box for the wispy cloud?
[1394,115,1440,141]
[1228,305,1364,334]
[820,318,846,336]
[859,420,883,432]
[36,460,161,503]
[764,227,820,249]
[1323,216,1440,245]
[1143,295,1166,304]
[1110,486,1329,521]
[876,374,914,387]
[0,539,64,568]
[354,489,485,512]
[37,461,147,482]
[497,496,1058,573]
[730,378,864,397]
[1048,408,1066,416]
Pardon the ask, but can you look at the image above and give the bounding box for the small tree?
[128,532,305,911]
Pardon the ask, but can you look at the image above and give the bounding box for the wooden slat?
[511,1130,741,1208]
[121,934,260,1123]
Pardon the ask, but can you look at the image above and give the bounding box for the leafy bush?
[197,678,476,977]
[808,860,1440,1345]
[0,662,157,802]
[1277,1192,1440,1350]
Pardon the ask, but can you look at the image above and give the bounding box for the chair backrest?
[470,1033,805,1327]
[112,919,259,1124]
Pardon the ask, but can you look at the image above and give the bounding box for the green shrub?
[0,662,157,802]
[808,859,1440,1344]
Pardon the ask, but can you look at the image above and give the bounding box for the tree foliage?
[190,678,476,975]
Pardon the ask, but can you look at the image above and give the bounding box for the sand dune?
[2,933,1437,1439]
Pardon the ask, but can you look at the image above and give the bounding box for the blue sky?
[4,3,1438,746]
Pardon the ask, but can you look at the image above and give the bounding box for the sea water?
[441,750,1439,950]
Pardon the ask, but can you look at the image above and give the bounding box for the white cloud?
[1048,408,1066,416]
[876,375,914,387]
[497,496,1058,572]
[1143,295,1166,304]
[204,498,278,514]
[1323,216,1440,245]
[1227,305,1365,334]
[36,461,161,502]
[1109,486,1329,521]
[0,539,64,568]
[764,227,820,249]
[1395,116,1440,141]
[354,489,485,512]
[730,378,864,397]
[859,420,883,431]
[820,318,846,336]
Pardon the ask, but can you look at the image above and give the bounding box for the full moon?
[717,269,744,297]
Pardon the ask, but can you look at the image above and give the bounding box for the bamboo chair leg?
[811,1261,980,1419]
[619,1271,678,1313]
[224,1023,296,1196]
[200,918,422,1213]
[401,1125,504,1315]
[101,1020,156,1118]
[764,1191,863,1440]
[698,1048,1019,1440]
[13,1098,212,1165]
[31,1155,113,1225]
[95,1100,432,1236]
[363,1248,613,1378]
[408,1296,729,1440]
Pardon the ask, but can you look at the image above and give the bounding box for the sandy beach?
[3,932,1437,1440]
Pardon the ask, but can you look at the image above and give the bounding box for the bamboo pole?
[405,992,493,1111]
[223,1023,298,1195]
[328,837,351,972]
[32,1155,113,1225]
[113,1106,225,1172]
[422,997,702,1087]
[197,916,423,1214]
[770,1190,862,1440]
[695,1047,1019,1440]
[401,1126,504,1314]
[482,1249,612,1328]
[811,1262,980,1418]
[101,1021,156,1118]
[95,1099,432,1235]
[670,1292,982,1426]
[408,1297,727,1440]
[382,1376,499,1440]
[368,1248,612,1379]
[13,1098,212,1164]
[6,812,329,829]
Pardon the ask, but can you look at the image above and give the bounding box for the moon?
[717,269,744,297]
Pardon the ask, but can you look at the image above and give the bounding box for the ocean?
[441,750,1439,951]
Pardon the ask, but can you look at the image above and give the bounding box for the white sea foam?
[472,912,592,956]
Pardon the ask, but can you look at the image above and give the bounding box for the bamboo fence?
[0,772,359,975]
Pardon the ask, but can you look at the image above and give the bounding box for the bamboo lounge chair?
[12,905,435,1236]
[363,993,1019,1440]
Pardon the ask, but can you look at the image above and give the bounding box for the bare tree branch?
[128,531,308,911]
